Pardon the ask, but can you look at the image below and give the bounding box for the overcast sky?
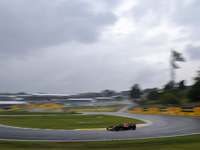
[0,0,200,94]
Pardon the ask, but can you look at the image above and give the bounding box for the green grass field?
[62,105,126,112]
[0,114,145,129]
[0,104,125,115]
[0,108,77,115]
[0,134,200,150]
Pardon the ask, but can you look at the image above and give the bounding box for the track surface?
[0,112,200,141]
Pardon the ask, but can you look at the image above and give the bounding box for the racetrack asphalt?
[0,112,200,141]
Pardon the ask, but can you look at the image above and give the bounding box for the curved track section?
[0,112,200,141]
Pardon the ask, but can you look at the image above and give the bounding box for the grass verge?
[0,114,145,130]
[0,134,200,149]
[0,108,77,115]
[63,105,126,112]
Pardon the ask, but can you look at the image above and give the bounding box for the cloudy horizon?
[0,0,200,94]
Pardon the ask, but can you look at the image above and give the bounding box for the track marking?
[73,124,146,131]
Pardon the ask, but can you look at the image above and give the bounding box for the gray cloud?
[129,0,171,27]
[128,0,200,49]
[0,0,118,57]
[129,0,200,30]
[171,0,200,27]
[169,0,200,41]
[0,0,199,94]
[185,44,200,60]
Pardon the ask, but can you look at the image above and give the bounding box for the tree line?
[130,70,200,106]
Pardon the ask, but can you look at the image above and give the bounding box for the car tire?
[114,126,119,131]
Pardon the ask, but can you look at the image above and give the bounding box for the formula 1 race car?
[107,123,136,131]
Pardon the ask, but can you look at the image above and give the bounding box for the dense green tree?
[169,88,183,98]
[130,84,141,100]
[143,88,157,94]
[188,70,200,102]
[137,99,147,105]
[160,93,180,105]
[179,80,185,90]
[147,91,160,101]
